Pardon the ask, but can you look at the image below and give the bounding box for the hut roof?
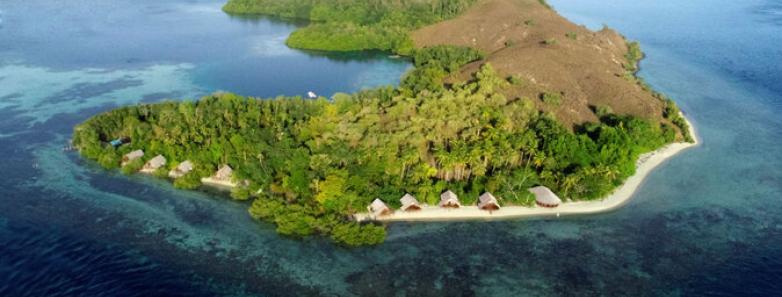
[215,164,233,181]
[123,150,144,161]
[400,193,420,210]
[528,186,562,206]
[145,155,166,169]
[177,160,194,173]
[439,190,461,207]
[369,198,391,216]
[478,192,500,209]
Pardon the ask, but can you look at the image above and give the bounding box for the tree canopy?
[73,63,675,246]
[222,0,477,53]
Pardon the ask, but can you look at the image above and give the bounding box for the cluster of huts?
[122,149,565,216]
[121,149,235,183]
[368,187,563,217]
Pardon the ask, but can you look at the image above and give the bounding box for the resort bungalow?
[213,164,233,182]
[528,186,562,208]
[142,155,166,172]
[368,198,392,217]
[399,193,421,212]
[121,150,144,167]
[439,190,461,208]
[168,160,194,178]
[478,192,501,211]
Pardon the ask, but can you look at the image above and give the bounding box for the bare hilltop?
[413,0,673,130]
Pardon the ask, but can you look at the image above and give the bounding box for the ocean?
[1,0,781,296]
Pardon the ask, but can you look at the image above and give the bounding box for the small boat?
[307,91,317,99]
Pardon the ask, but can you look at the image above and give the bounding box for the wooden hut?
[143,155,166,171]
[168,160,194,178]
[528,186,562,208]
[478,192,500,211]
[369,198,392,217]
[121,150,144,166]
[213,165,233,181]
[399,193,421,212]
[439,190,461,208]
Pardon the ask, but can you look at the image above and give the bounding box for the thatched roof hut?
[122,150,144,163]
[369,198,392,217]
[143,155,166,171]
[400,193,421,212]
[169,160,194,178]
[528,186,562,208]
[439,190,461,208]
[214,164,233,181]
[478,192,500,211]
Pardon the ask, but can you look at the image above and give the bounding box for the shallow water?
[2,0,781,296]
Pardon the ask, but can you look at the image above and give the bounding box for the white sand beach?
[355,114,699,222]
[200,177,237,190]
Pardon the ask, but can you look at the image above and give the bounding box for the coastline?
[355,114,699,222]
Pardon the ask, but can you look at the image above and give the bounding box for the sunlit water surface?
[1,0,781,296]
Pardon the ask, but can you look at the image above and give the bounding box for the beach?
[355,114,699,222]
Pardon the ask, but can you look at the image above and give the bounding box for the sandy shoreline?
[355,114,699,222]
[200,177,238,190]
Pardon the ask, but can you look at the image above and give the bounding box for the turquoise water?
[1,0,781,296]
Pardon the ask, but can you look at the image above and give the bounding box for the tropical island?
[72,0,696,246]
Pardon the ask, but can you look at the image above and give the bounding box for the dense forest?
[74,46,676,245]
[222,0,477,53]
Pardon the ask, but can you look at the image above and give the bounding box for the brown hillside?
[412,0,668,129]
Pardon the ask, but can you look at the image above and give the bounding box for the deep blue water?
[1,0,781,296]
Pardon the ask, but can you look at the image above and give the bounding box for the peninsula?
[73,0,696,246]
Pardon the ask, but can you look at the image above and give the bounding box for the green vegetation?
[566,32,578,40]
[624,41,643,73]
[401,45,484,94]
[543,38,558,46]
[538,0,552,10]
[541,92,563,106]
[594,105,614,118]
[508,75,523,85]
[222,0,477,53]
[663,99,694,142]
[73,63,676,246]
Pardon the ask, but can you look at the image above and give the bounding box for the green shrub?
[624,41,643,73]
[595,105,613,118]
[173,173,202,190]
[121,158,143,175]
[541,92,563,105]
[508,75,523,85]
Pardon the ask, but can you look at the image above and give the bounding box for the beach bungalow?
[213,164,233,181]
[528,186,562,208]
[368,198,392,217]
[143,155,166,171]
[399,193,421,212]
[168,160,194,178]
[121,150,144,166]
[439,190,461,208]
[478,192,501,211]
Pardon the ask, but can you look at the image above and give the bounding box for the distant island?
[73,0,695,246]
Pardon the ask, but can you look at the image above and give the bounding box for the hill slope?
[413,0,673,130]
